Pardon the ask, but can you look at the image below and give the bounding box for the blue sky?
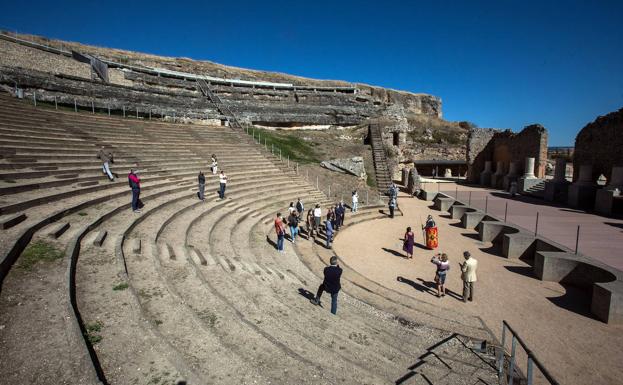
[1,0,621,145]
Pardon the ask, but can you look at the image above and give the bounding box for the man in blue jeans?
[274,212,286,253]
[311,256,342,314]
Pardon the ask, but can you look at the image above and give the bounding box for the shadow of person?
[397,276,436,295]
[297,288,315,301]
[416,278,463,300]
[382,247,406,258]
[265,235,277,248]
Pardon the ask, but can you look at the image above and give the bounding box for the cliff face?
[0,33,441,127]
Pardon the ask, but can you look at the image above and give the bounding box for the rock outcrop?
[320,157,367,179]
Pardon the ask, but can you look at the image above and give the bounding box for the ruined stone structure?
[571,108,623,214]
[0,33,441,130]
[466,125,548,189]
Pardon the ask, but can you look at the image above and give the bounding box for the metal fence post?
[296,163,298,174]
[91,100,95,114]
[123,106,126,118]
[74,99,77,112]
[535,212,539,236]
[271,143,274,154]
[279,148,282,161]
[173,112,175,122]
[508,336,517,385]
[575,225,580,254]
[455,186,458,200]
[108,104,110,116]
[149,109,151,120]
[468,191,472,205]
[329,185,331,197]
[33,91,36,107]
[54,96,57,110]
[527,357,534,385]
[306,170,308,180]
[366,190,369,206]
[136,108,139,119]
[504,202,508,222]
[287,155,290,168]
[316,176,319,189]
[497,323,506,376]
[485,196,488,213]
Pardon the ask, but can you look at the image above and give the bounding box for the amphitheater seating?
[0,94,498,384]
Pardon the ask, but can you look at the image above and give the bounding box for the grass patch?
[18,241,64,270]
[247,127,320,164]
[366,173,376,188]
[154,319,163,326]
[113,282,129,291]
[85,320,104,345]
[78,212,88,216]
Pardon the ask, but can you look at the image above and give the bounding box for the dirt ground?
[332,191,623,385]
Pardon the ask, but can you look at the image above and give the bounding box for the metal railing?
[497,321,560,385]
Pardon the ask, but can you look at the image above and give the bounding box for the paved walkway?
[430,182,623,271]
[333,192,623,385]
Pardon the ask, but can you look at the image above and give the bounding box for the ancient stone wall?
[573,108,623,182]
[467,124,548,182]
[466,128,499,182]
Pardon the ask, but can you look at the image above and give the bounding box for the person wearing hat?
[459,251,478,302]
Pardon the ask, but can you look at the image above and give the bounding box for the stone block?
[544,180,570,202]
[461,211,487,229]
[595,189,616,216]
[48,222,70,239]
[93,230,107,247]
[567,183,597,209]
[1,213,26,229]
[433,196,455,212]
[518,177,542,193]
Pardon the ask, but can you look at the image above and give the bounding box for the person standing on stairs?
[311,256,343,315]
[306,208,315,239]
[219,171,228,199]
[337,201,346,228]
[128,169,141,213]
[198,171,206,201]
[313,204,322,238]
[325,217,334,249]
[296,198,304,216]
[274,212,286,253]
[211,154,218,175]
[287,210,299,243]
[97,146,114,181]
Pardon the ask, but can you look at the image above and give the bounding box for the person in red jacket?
[128,169,141,213]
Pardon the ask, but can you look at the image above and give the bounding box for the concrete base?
[479,171,492,186]
[518,177,540,193]
[544,180,570,202]
[461,211,487,229]
[502,175,518,191]
[490,173,504,189]
[433,195,455,212]
[595,189,616,216]
[567,184,597,209]
[419,189,438,201]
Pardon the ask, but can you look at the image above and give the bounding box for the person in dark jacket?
[128,169,141,213]
[311,256,342,314]
[198,171,206,201]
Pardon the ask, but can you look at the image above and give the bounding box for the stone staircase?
[0,93,498,385]
[523,179,546,198]
[369,123,393,193]
[196,79,242,128]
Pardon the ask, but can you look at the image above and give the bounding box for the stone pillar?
[407,167,422,197]
[568,165,596,209]
[490,161,505,188]
[523,157,536,179]
[479,161,493,186]
[553,158,567,182]
[401,168,410,186]
[503,162,519,190]
[544,158,570,202]
[595,166,623,216]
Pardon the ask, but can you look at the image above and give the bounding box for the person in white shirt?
[351,190,359,212]
[460,251,478,302]
[313,204,322,236]
[219,171,227,199]
[211,155,218,175]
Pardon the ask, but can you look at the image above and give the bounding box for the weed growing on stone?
[18,241,64,270]
[78,212,88,216]
[113,282,129,291]
[85,320,104,345]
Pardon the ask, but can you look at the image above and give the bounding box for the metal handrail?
[498,320,560,385]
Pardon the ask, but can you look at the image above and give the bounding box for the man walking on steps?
[219,170,228,199]
[296,197,304,216]
[274,212,286,253]
[97,146,115,181]
[198,171,206,201]
[460,251,478,302]
[128,169,141,213]
[311,256,343,315]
